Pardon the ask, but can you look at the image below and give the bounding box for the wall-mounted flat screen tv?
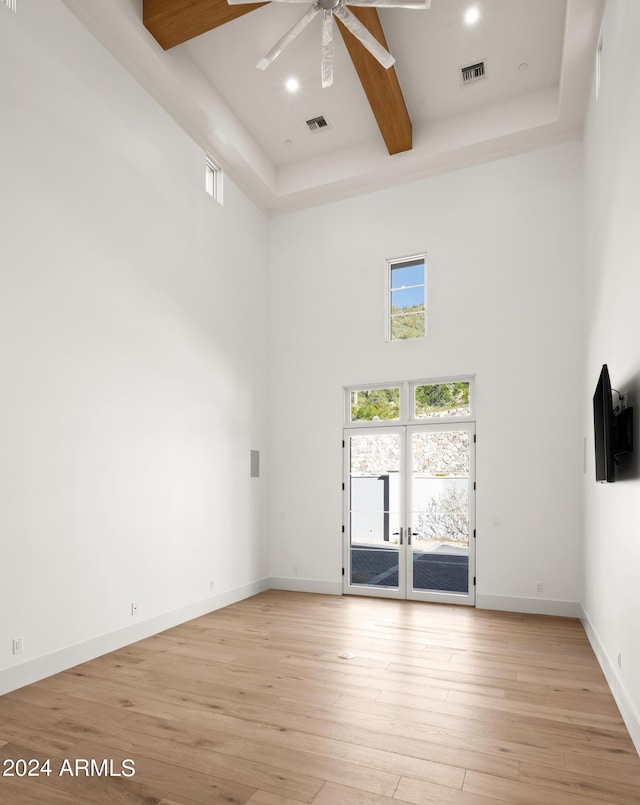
[593,363,633,483]
[593,364,614,483]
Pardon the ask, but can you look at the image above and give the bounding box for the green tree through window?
[415,382,470,418]
[350,388,400,422]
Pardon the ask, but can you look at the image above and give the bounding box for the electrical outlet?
[617,650,622,669]
[131,602,138,616]
[536,582,544,593]
[12,637,23,655]
[209,579,215,591]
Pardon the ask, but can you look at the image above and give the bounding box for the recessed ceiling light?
[285,77,300,93]
[465,6,480,25]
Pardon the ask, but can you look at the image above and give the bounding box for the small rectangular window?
[205,154,223,204]
[595,33,603,100]
[388,255,426,341]
[414,381,471,419]
[350,387,400,423]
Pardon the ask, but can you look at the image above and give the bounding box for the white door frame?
[343,423,475,605]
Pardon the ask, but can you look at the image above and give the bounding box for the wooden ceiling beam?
[143,0,268,51]
[336,7,412,155]
[143,1,413,155]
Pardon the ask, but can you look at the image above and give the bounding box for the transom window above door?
[346,378,474,426]
[349,387,400,423]
[414,380,471,419]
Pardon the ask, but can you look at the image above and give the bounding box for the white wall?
[269,142,584,612]
[582,0,640,752]
[0,1,269,692]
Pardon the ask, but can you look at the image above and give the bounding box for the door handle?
[407,528,412,546]
[392,528,404,545]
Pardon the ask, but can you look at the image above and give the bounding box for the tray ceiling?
[62,0,604,212]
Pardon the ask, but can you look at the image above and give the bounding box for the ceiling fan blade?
[346,0,429,7]
[257,5,321,70]
[333,5,395,69]
[321,10,334,88]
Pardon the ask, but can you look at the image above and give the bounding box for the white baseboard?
[0,577,270,697]
[269,577,342,596]
[267,585,582,613]
[476,593,582,618]
[581,606,640,756]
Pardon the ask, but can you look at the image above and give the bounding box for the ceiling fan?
[143,0,431,154]
[227,0,430,88]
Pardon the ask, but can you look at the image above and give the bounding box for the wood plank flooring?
[1,590,639,804]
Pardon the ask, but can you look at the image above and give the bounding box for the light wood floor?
[1,591,639,804]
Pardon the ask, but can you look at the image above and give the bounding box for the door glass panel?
[349,433,400,589]
[410,430,470,594]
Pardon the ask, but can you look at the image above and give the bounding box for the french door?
[343,423,475,604]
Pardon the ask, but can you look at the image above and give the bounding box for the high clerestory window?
[387,254,426,341]
[205,154,223,204]
[595,32,603,100]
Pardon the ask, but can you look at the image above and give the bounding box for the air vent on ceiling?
[461,60,486,85]
[306,115,331,133]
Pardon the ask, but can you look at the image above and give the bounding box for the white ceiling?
[63,0,604,213]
